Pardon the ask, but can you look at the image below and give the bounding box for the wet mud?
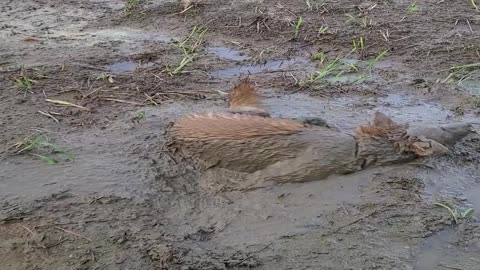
[1,0,480,269]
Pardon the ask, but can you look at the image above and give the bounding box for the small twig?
[144,93,159,106]
[54,226,92,242]
[438,263,465,270]
[215,210,240,233]
[149,72,168,82]
[408,162,435,169]
[178,5,193,14]
[226,40,246,49]
[103,98,144,106]
[46,99,89,110]
[45,238,68,249]
[216,89,228,96]
[236,242,272,265]
[328,210,378,234]
[154,91,204,97]
[22,225,35,235]
[22,225,47,249]
[84,86,103,98]
[467,19,474,34]
[38,110,60,124]
[392,36,412,42]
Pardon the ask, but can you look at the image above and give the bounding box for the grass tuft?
[434,202,474,224]
[311,52,326,63]
[351,36,367,58]
[298,47,389,87]
[169,26,207,75]
[293,16,304,39]
[124,0,142,14]
[318,25,329,34]
[131,110,146,123]
[96,73,115,83]
[444,62,480,86]
[406,1,418,14]
[13,133,74,165]
[367,50,388,69]
[470,0,479,12]
[346,14,373,28]
[298,57,342,86]
[15,75,35,94]
[468,97,480,107]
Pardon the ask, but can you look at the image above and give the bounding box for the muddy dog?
[170,80,472,189]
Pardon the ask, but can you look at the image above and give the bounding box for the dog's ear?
[228,79,270,117]
[229,79,260,109]
[373,111,399,127]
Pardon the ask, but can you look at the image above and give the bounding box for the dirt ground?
[2,0,480,269]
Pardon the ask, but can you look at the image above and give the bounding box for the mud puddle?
[263,91,475,127]
[50,27,173,44]
[3,0,480,268]
[465,185,480,213]
[265,90,480,187]
[460,80,480,96]
[413,228,479,270]
[263,90,480,269]
[209,57,310,78]
[207,46,249,61]
[205,169,379,246]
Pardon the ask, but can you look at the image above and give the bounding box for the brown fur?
[228,79,261,109]
[172,113,304,140]
[169,81,471,190]
[226,79,270,117]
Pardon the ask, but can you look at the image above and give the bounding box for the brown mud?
[1,0,480,269]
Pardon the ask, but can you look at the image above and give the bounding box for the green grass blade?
[32,154,58,165]
[434,202,458,224]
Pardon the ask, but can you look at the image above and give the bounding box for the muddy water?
[413,228,479,270]
[262,90,480,268]
[208,170,373,247]
[0,125,155,202]
[263,91,471,127]
[2,25,174,66]
[209,57,310,78]
[49,27,173,45]
[207,46,249,61]
[264,90,480,196]
[460,80,480,96]
[140,88,480,266]
[1,77,479,269]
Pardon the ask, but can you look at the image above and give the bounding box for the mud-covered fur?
[169,80,473,189]
[227,79,270,117]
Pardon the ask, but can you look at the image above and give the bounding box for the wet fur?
[170,80,472,189]
[227,79,270,117]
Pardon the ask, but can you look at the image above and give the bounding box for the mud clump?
[148,244,177,269]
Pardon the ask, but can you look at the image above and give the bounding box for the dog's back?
[171,113,323,172]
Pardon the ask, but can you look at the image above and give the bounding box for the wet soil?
[2,0,480,269]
